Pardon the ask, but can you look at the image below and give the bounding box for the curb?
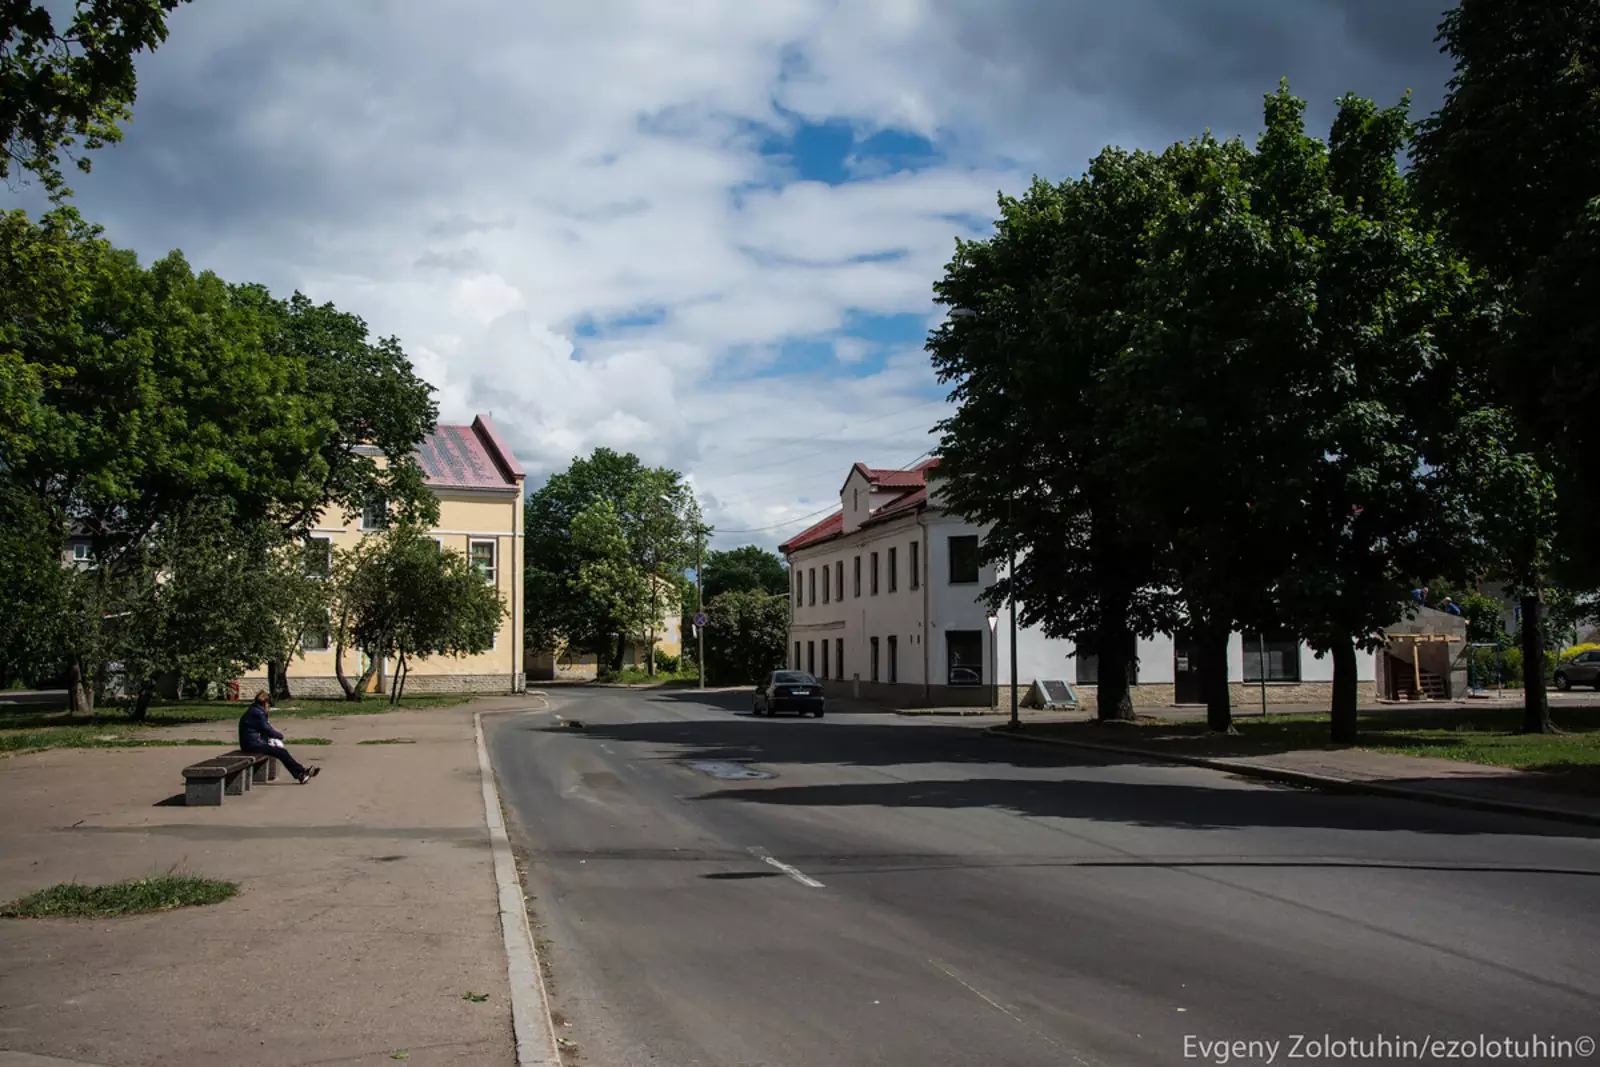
[475,711,563,1066]
[988,728,1600,829]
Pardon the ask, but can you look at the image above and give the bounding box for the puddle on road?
[684,760,774,781]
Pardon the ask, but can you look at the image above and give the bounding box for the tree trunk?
[1520,592,1553,733]
[1095,621,1136,722]
[130,679,154,722]
[612,633,626,673]
[395,650,410,703]
[1200,627,1231,733]
[1329,634,1359,744]
[268,659,292,701]
[68,658,94,714]
[334,636,358,700]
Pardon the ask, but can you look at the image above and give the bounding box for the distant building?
[781,459,1385,710]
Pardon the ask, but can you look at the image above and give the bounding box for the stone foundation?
[810,677,1378,712]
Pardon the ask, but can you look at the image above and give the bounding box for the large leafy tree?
[701,545,788,601]
[929,164,1173,722]
[524,448,694,670]
[703,589,789,685]
[1,0,192,197]
[1410,0,1600,732]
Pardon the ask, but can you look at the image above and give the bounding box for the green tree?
[1411,0,1600,732]
[523,448,693,670]
[928,163,1174,722]
[701,545,788,601]
[1,0,192,197]
[329,526,505,703]
[703,589,789,685]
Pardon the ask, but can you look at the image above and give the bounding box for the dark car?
[1554,649,1600,691]
[754,670,825,717]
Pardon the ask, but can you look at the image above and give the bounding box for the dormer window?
[853,488,859,511]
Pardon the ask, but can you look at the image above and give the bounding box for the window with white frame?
[72,542,90,562]
[302,615,331,652]
[304,536,332,578]
[470,539,497,583]
[361,494,389,530]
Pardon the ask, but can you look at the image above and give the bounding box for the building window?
[853,556,861,597]
[822,639,830,679]
[910,540,920,589]
[948,535,979,584]
[302,616,331,652]
[1244,632,1301,682]
[870,552,880,595]
[808,568,816,606]
[470,540,497,583]
[822,564,830,604]
[1075,652,1139,686]
[807,641,816,675]
[303,537,332,578]
[72,542,91,562]
[853,488,860,511]
[794,569,801,608]
[887,546,898,593]
[887,635,898,684]
[947,631,983,686]
[795,641,801,669]
[361,494,389,530]
[835,560,843,600]
[870,637,880,682]
[835,638,844,680]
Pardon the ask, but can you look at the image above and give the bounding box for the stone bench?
[182,750,278,806]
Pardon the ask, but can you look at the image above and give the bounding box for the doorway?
[1173,636,1204,705]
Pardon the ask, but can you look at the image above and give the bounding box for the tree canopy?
[701,545,788,602]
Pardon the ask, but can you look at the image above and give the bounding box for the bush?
[1469,641,1597,687]
[653,650,680,673]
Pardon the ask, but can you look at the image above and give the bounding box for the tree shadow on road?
[692,774,1600,839]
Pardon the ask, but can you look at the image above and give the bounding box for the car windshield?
[773,671,817,685]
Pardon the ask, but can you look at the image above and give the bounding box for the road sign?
[987,614,998,633]
[693,612,708,629]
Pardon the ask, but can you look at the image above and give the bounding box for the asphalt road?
[486,689,1600,1067]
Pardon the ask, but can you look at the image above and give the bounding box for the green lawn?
[0,693,471,756]
[1021,706,1600,781]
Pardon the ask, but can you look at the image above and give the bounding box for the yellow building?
[244,415,526,696]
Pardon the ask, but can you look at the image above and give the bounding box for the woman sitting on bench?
[239,691,320,784]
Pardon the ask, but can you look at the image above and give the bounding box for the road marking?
[748,847,825,888]
[929,959,1100,1067]
[600,743,614,754]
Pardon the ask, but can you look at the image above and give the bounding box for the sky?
[8,0,1456,551]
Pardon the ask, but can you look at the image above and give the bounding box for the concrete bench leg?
[187,779,224,806]
[225,769,247,796]
[266,759,278,782]
[250,761,270,785]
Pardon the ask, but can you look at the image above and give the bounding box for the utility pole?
[693,498,706,690]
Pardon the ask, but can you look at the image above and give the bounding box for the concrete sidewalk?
[998,728,1600,826]
[0,699,544,1067]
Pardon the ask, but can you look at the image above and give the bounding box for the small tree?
[703,590,789,685]
[330,526,505,703]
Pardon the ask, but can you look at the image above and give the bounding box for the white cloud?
[24,0,1449,553]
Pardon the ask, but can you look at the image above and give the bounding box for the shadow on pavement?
[545,715,1600,840]
[693,774,1600,839]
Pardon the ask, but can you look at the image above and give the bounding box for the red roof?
[781,458,940,554]
[416,415,525,490]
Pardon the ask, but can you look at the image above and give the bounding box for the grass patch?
[358,737,416,745]
[1022,706,1600,781]
[2,875,238,919]
[598,668,698,687]
[0,728,331,755]
[1,691,471,756]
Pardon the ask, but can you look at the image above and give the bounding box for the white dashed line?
[749,847,825,888]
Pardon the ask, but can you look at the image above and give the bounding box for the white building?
[779,460,1379,711]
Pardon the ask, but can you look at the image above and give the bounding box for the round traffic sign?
[693,612,708,628]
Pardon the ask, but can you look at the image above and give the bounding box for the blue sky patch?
[759,114,944,186]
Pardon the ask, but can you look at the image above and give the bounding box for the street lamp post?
[671,492,707,690]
